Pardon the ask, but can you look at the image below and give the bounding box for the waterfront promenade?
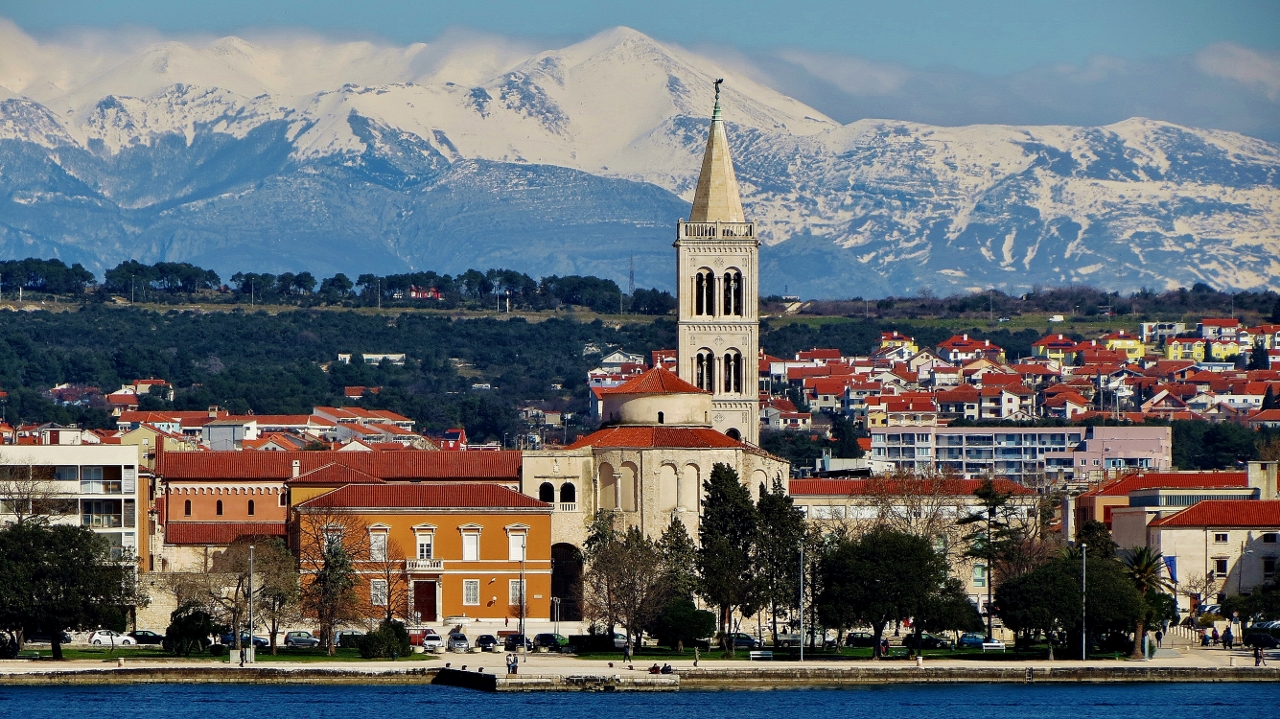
[2,644,1277,690]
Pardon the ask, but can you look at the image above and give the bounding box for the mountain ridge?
[0,24,1277,297]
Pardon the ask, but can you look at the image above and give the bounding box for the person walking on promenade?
[239,646,246,667]
[1256,646,1267,667]
[1223,627,1234,650]
[1155,630,1163,648]
[623,640,632,663]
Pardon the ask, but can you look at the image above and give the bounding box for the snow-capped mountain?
[1,22,1277,297]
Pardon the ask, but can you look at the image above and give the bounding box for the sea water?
[3,682,1278,719]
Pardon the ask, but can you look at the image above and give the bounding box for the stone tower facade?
[675,82,760,445]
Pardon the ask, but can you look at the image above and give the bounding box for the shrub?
[209,643,229,656]
[1198,612,1224,625]
[358,620,411,659]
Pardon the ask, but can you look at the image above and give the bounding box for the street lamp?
[551,597,561,637]
[1080,543,1087,662]
[520,535,527,656]
[248,544,255,665]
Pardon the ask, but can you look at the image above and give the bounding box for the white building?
[0,445,144,559]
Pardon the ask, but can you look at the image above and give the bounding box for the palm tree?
[1122,546,1174,658]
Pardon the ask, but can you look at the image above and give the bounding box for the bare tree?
[252,538,300,654]
[582,523,668,647]
[296,509,370,655]
[365,537,409,624]
[0,454,74,525]
[1182,572,1222,620]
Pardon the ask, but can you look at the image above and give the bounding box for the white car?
[89,630,136,646]
[421,632,444,651]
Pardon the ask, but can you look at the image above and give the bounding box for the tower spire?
[688,79,745,223]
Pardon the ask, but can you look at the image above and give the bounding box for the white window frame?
[508,532,527,562]
[369,531,388,562]
[461,528,481,561]
[509,579,525,606]
[370,579,388,606]
[417,534,434,560]
[463,579,480,606]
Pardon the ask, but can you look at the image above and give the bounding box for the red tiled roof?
[567,426,744,450]
[790,478,1032,497]
[165,521,287,545]
[291,462,385,485]
[1082,471,1248,497]
[297,483,548,510]
[1200,318,1241,327]
[1149,500,1280,528]
[600,366,708,395]
[160,450,522,481]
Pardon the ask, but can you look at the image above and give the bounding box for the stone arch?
[722,348,743,394]
[559,482,576,503]
[726,428,742,441]
[658,463,679,512]
[751,469,769,501]
[696,349,716,392]
[694,268,717,316]
[599,462,618,510]
[538,482,555,503]
[722,268,743,316]
[680,464,700,512]
[619,461,639,512]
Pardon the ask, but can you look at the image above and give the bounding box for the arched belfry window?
[694,270,716,316]
[723,350,743,394]
[696,350,716,392]
[723,270,743,316]
[538,482,555,503]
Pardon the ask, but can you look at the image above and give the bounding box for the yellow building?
[1101,330,1146,360]
[1165,338,1206,362]
[879,331,919,355]
[1208,340,1241,361]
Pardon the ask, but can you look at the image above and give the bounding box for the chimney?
[208,405,219,418]
[292,459,301,479]
[1248,461,1278,500]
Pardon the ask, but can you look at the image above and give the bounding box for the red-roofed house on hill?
[936,335,1005,364]
[1138,463,1280,606]
[523,365,788,553]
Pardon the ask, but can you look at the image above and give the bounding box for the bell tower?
[675,80,759,445]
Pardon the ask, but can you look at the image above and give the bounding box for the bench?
[748,650,773,661]
[981,641,1006,652]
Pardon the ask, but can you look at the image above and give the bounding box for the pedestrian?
[1155,630,1163,648]
[1256,646,1267,667]
[1200,630,1210,647]
[238,646,246,667]
[693,646,699,667]
[1223,627,1233,650]
[1211,628,1220,645]
[623,640,632,662]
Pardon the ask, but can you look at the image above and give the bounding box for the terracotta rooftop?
[1149,500,1280,528]
[567,426,745,450]
[600,366,708,395]
[297,483,548,510]
[291,462,385,485]
[160,450,522,481]
[165,521,287,545]
[1082,471,1248,497]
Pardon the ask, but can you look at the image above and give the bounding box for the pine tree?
[697,463,758,653]
[754,478,806,645]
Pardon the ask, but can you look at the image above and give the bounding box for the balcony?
[405,559,443,572]
[677,221,755,240]
[557,502,579,513]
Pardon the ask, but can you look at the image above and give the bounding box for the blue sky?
[2,0,1278,139]
[4,0,1276,74]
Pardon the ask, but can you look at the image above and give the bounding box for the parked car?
[219,632,269,649]
[845,631,877,648]
[448,633,471,651]
[957,633,986,649]
[127,630,165,645]
[723,632,761,650]
[534,633,569,651]
[89,630,136,646]
[503,633,533,651]
[1244,633,1280,649]
[26,630,73,645]
[901,633,952,650]
[421,631,445,651]
[475,635,499,652]
[284,631,320,649]
[335,630,365,648]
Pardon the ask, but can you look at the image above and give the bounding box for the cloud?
[773,49,909,96]
[1195,42,1280,101]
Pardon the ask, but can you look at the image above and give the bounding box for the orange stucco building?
[295,483,553,624]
